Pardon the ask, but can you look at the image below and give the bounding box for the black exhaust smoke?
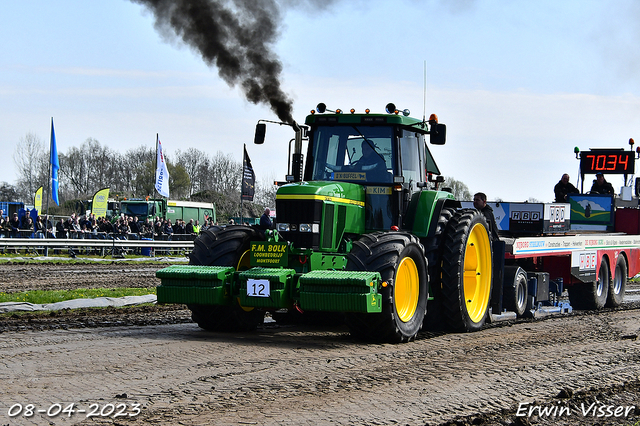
[132,0,294,124]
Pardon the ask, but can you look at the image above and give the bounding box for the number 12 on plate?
[247,278,270,297]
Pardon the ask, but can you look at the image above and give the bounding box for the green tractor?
[156,103,494,342]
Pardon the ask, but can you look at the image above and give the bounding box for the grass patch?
[0,288,156,305]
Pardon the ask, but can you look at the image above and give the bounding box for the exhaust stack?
[291,121,304,182]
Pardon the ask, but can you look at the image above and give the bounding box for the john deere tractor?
[156,103,494,343]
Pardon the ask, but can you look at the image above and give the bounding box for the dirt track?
[1,262,640,426]
[0,262,171,293]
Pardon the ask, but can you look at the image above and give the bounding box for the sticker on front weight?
[247,278,270,298]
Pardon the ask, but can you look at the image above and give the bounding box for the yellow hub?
[463,223,492,324]
[395,256,419,322]
[237,249,254,312]
[237,249,251,271]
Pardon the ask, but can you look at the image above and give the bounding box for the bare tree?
[13,133,48,201]
[84,138,120,190]
[126,146,156,197]
[56,139,118,200]
[175,147,208,196]
[442,176,472,201]
[9,132,268,208]
[210,151,241,195]
[255,174,277,209]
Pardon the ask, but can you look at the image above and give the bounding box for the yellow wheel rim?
[237,249,251,271]
[395,256,419,323]
[237,249,254,312]
[463,223,492,323]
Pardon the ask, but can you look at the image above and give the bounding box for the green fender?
[405,190,458,238]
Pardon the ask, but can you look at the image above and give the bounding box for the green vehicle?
[156,103,494,343]
[120,199,215,225]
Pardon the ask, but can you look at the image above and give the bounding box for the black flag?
[241,145,255,201]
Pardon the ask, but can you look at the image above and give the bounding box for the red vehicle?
[481,142,640,320]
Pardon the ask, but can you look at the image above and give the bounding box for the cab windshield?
[309,125,394,184]
[121,203,149,217]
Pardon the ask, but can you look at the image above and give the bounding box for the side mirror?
[254,123,266,145]
[429,123,446,145]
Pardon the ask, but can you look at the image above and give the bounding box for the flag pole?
[45,117,53,218]
[45,119,53,252]
[154,133,159,200]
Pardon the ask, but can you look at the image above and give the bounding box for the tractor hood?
[275,181,365,252]
[276,181,365,206]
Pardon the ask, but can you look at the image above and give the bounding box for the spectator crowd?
[0,209,220,241]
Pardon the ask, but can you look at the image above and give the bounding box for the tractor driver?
[354,140,388,182]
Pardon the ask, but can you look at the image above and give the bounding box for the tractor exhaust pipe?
[254,119,305,182]
[291,120,304,182]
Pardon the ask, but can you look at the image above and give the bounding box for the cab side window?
[400,130,425,191]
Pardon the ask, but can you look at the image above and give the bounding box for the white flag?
[155,138,170,198]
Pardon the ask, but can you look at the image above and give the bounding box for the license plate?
[247,278,270,298]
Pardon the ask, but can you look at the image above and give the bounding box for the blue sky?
[2,0,640,203]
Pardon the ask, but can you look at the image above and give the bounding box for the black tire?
[423,207,455,331]
[503,266,528,317]
[568,256,610,310]
[344,232,428,343]
[607,254,627,307]
[187,226,264,332]
[440,209,493,332]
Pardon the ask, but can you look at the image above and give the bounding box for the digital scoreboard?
[579,150,635,175]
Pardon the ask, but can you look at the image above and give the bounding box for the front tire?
[345,232,428,343]
[440,210,493,332]
[187,226,264,332]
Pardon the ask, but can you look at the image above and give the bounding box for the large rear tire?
[503,266,528,317]
[440,209,493,332]
[607,254,627,307]
[187,226,264,332]
[423,207,455,331]
[344,232,428,343]
[568,256,610,310]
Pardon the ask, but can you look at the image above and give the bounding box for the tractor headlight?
[299,223,312,233]
[277,223,290,232]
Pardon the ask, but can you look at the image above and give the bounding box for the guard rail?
[0,237,195,257]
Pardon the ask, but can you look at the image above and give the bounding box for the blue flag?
[50,118,60,206]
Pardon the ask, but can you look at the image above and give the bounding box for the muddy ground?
[1,261,640,426]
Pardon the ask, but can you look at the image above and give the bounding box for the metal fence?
[0,236,195,258]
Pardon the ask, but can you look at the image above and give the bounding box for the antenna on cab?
[422,60,427,123]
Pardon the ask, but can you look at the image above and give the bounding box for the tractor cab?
[304,106,444,231]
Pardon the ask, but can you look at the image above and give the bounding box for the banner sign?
[91,187,110,218]
[34,186,43,214]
